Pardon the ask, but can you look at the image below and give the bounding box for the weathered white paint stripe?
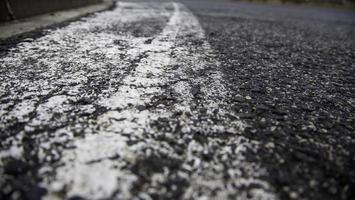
[165,6,277,200]
[42,3,184,199]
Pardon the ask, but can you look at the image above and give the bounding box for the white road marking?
[43,3,182,199]
[0,2,277,200]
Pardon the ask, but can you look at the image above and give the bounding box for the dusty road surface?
[1,0,354,199]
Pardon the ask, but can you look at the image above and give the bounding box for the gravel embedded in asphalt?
[0,0,354,200]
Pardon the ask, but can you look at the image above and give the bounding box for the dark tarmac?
[1,0,354,199]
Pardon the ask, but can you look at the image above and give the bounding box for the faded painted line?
[42,3,183,199]
[163,5,276,200]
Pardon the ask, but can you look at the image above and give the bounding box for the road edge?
[0,1,114,41]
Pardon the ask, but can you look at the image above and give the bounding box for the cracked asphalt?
[0,0,354,200]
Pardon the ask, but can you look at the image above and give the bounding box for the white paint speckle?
[0,2,277,200]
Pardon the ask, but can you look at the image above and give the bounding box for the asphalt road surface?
[1,0,354,200]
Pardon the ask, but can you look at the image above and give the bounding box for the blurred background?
[0,0,102,22]
[1,0,354,23]
[239,0,355,8]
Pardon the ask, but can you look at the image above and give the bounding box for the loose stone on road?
[1,0,354,200]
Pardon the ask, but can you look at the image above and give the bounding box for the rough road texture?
[0,0,354,200]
